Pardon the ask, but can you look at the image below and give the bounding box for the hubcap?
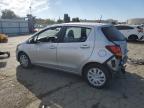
[87,68,106,86]
[20,55,28,67]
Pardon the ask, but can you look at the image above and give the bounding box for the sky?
[0,0,144,21]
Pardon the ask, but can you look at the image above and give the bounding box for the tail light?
[138,28,143,33]
[106,45,122,59]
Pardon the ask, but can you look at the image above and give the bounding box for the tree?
[111,21,116,25]
[1,9,19,19]
[35,18,55,26]
[45,19,55,24]
[72,17,80,22]
[57,18,63,23]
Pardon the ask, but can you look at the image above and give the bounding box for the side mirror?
[28,38,36,44]
[35,40,41,44]
[48,37,57,42]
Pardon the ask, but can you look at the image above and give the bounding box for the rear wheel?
[83,64,111,89]
[19,53,31,68]
[128,35,138,41]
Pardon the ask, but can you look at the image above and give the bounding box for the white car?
[141,24,144,30]
[16,23,128,88]
[115,25,144,41]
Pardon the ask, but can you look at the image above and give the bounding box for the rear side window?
[102,26,125,41]
[115,26,134,30]
[63,27,91,42]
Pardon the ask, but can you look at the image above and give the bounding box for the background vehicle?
[141,24,144,30]
[115,25,144,41]
[16,23,127,88]
[0,33,10,57]
[0,33,8,43]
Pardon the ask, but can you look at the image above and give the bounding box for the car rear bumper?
[105,55,128,73]
[139,35,144,40]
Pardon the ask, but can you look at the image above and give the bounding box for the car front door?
[34,26,62,68]
[57,26,94,73]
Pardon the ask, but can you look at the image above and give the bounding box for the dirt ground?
[0,35,144,108]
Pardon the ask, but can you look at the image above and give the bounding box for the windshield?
[102,26,126,41]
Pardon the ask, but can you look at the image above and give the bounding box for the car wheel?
[83,64,111,89]
[128,35,138,41]
[19,53,31,68]
[6,52,10,58]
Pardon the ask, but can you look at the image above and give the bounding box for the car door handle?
[80,44,90,49]
[49,45,56,49]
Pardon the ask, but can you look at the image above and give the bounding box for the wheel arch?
[17,51,29,61]
[128,34,138,40]
[81,62,108,77]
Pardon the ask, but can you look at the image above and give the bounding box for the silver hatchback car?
[16,23,128,88]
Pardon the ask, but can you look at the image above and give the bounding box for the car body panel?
[34,42,58,67]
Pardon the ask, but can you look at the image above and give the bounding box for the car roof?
[46,22,112,28]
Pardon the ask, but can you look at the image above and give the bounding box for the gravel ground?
[0,35,144,108]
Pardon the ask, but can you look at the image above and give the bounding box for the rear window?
[115,26,134,30]
[137,26,142,29]
[102,26,126,41]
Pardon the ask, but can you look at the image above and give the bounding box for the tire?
[83,64,111,89]
[128,35,138,41]
[6,52,10,58]
[19,53,32,68]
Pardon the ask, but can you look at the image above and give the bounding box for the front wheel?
[19,53,32,68]
[83,64,111,89]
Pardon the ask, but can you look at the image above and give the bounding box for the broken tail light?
[106,45,122,59]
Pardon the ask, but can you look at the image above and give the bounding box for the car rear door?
[57,26,94,73]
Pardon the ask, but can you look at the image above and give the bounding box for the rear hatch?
[101,26,128,58]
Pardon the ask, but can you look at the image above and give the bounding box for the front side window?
[63,27,91,42]
[37,27,62,42]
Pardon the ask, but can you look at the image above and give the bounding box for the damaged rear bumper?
[104,55,128,73]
